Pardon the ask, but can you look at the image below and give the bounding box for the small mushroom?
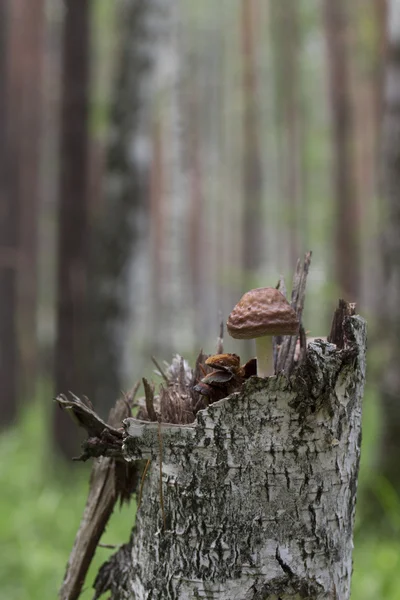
[205,353,243,376]
[226,287,299,378]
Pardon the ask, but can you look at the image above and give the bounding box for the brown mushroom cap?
[227,287,299,339]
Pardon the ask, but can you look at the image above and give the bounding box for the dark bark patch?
[315,484,323,505]
[275,546,295,577]
[308,504,317,535]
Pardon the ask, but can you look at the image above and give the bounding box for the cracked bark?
[94,314,366,600]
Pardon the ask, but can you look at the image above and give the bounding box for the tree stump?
[93,313,366,600]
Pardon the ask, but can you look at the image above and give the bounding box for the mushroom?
[226,287,299,378]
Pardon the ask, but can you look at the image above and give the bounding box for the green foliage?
[350,381,400,599]
[0,380,399,599]
[0,394,135,600]
[352,536,400,600]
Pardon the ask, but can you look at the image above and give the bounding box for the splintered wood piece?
[143,377,157,421]
[276,251,312,374]
[56,393,122,440]
[328,299,356,349]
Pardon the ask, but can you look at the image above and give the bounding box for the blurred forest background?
[2,0,400,598]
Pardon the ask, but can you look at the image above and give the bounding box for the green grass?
[352,536,400,600]
[1,379,400,599]
[0,392,135,600]
[351,383,400,600]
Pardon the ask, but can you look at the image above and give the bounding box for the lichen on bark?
[94,315,366,600]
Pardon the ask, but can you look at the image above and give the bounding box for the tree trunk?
[8,0,44,399]
[379,0,400,494]
[87,0,167,411]
[272,0,304,268]
[241,0,263,280]
[54,0,90,457]
[323,0,360,302]
[152,0,193,356]
[94,315,366,599]
[0,0,18,427]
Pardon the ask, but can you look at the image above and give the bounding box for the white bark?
[96,315,366,599]
[151,0,193,355]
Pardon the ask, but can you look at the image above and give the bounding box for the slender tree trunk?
[87,0,169,410]
[8,0,44,398]
[324,0,360,302]
[94,315,366,599]
[0,0,18,427]
[284,0,303,266]
[272,0,304,267]
[374,0,388,125]
[154,0,193,356]
[54,0,90,457]
[187,62,204,343]
[380,0,400,494]
[0,0,44,424]
[241,0,263,280]
[239,0,263,359]
[150,116,164,353]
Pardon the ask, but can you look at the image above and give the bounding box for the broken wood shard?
[57,392,140,600]
[275,250,312,374]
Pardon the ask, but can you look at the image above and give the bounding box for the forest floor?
[0,381,399,600]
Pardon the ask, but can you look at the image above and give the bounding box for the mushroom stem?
[255,336,274,377]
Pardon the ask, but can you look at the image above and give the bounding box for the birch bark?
[153,0,193,355]
[87,0,167,410]
[94,315,366,600]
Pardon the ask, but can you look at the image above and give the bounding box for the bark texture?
[95,315,366,600]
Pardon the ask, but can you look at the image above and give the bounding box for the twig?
[273,277,287,366]
[179,356,186,388]
[151,356,169,383]
[121,381,140,407]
